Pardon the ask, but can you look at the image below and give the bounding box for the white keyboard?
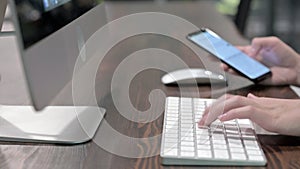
[160,97,267,166]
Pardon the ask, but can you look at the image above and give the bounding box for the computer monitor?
[0,0,107,144]
[0,0,6,30]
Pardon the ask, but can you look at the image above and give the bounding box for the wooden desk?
[1,1,300,169]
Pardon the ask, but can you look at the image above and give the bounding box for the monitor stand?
[0,105,105,144]
[0,0,15,36]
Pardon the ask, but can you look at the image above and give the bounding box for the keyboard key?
[166,125,178,130]
[196,135,210,141]
[237,119,251,125]
[181,141,195,147]
[181,151,195,157]
[196,128,210,134]
[248,155,264,161]
[197,150,212,158]
[164,142,178,149]
[197,143,211,150]
[230,147,245,153]
[210,121,223,128]
[166,117,179,122]
[231,153,247,160]
[164,138,178,143]
[247,149,262,155]
[211,127,224,134]
[214,150,229,159]
[197,139,211,146]
[181,119,193,124]
[181,131,193,136]
[181,123,193,128]
[238,119,253,128]
[225,126,239,131]
[226,133,240,138]
[223,120,237,125]
[244,140,260,150]
[242,135,256,140]
[181,137,194,142]
[181,146,195,152]
[181,129,193,135]
[212,134,225,140]
[213,144,227,149]
[165,133,178,138]
[163,148,178,157]
[213,139,227,145]
[196,135,210,142]
[165,128,178,134]
[228,138,243,146]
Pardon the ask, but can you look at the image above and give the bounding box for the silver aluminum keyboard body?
[160,97,267,166]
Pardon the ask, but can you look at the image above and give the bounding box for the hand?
[198,94,300,136]
[223,37,300,86]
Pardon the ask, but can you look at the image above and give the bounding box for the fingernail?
[218,114,227,121]
[247,93,258,98]
[198,120,204,127]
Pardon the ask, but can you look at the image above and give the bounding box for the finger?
[198,94,231,126]
[220,63,229,71]
[247,93,258,99]
[218,106,255,121]
[198,115,206,126]
[236,45,253,56]
[218,104,272,131]
[205,95,247,125]
[227,68,236,74]
[220,63,239,75]
[250,37,279,57]
[251,37,277,49]
[200,95,229,117]
[199,95,247,126]
[247,93,267,100]
[236,46,246,51]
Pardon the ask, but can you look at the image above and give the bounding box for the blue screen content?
[189,31,270,80]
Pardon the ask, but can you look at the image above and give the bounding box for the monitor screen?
[11,0,107,110]
[43,0,72,12]
[15,0,103,49]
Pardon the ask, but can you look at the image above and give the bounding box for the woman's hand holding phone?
[223,37,300,86]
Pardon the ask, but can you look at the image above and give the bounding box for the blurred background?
[104,0,300,52]
[2,0,300,51]
[215,0,300,52]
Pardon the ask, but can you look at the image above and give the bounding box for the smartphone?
[187,28,272,83]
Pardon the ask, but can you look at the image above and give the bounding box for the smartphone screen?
[187,29,271,82]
